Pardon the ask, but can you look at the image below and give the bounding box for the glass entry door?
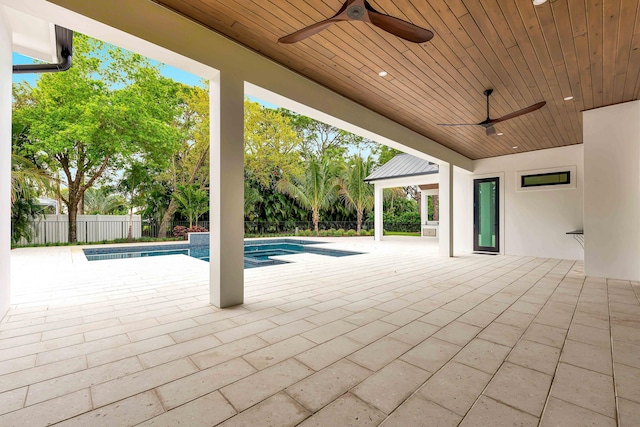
[474,177,499,253]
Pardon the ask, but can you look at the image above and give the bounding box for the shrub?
[335,228,345,237]
[319,230,328,237]
[172,226,187,239]
[346,229,357,236]
[303,229,312,236]
[172,225,208,239]
[328,228,336,237]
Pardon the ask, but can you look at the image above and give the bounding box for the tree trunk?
[157,200,178,238]
[78,194,84,214]
[313,210,319,235]
[56,180,62,215]
[158,146,210,238]
[356,210,362,235]
[127,180,135,243]
[68,195,78,243]
[127,207,134,242]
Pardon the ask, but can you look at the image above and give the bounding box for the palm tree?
[341,155,375,235]
[83,187,126,215]
[383,187,406,214]
[277,156,340,235]
[244,180,263,219]
[173,183,209,227]
[120,163,150,241]
[10,154,53,209]
[10,153,55,244]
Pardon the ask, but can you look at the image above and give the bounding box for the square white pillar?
[374,184,383,241]
[0,16,11,320]
[439,162,454,257]
[584,101,640,281]
[209,71,244,308]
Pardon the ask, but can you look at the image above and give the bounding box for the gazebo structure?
[364,153,439,241]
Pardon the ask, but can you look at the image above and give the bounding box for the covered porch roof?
[365,153,440,188]
[365,153,438,182]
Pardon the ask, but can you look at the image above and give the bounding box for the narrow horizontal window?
[521,171,570,188]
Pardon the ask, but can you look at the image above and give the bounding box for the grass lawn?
[384,231,421,237]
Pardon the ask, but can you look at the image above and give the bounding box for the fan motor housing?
[347,5,365,20]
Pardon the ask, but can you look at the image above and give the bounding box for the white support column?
[584,101,640,281]
[0,15,11,320]
[439,162,454,257]
[374,184,383,241]
[421,191,428,225]
[209,71,244,308]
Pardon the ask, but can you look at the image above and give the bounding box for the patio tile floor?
[1,237,639,426]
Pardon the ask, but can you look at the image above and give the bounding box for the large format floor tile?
[1,237,636,426]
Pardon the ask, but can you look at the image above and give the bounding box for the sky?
[12,52,278,109]
[12,52,204,87]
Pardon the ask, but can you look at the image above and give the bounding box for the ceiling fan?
[278,0,434,44]
[438,89,546,136]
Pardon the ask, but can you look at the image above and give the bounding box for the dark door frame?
[473,176,500,253]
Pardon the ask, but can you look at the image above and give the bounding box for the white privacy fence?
[16,214,142,245]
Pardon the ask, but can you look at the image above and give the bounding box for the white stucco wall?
[469,145,584,260]
[584,101,640,281]
[453,167,473,255]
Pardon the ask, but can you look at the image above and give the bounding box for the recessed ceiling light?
[497,132,504,136]
[564,96,574,101]
[533,0,547,5]
[378,71,388,77]
[512,146,518,149]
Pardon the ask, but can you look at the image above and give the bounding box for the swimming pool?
[83,239,363,268]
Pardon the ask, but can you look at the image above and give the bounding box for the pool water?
[83,239,363,268]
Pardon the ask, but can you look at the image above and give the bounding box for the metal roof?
[365,153,438,182]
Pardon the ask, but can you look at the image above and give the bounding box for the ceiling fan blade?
[437,123,478,126]
[485,126,496,136]
[279,1,351,43]
[366,8,434,43]
[278,17,344,43]
[489,101,546,124]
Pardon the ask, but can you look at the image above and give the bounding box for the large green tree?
[341,155,375,235]
[245,100,302,189]
[377,145,402,165]
[155,84,210,237]
[13,34,183,242]
[281,110,375,161]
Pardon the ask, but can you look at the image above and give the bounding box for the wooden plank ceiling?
[153,0,640,160]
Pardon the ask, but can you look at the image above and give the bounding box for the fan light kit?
[564,96,574,101]
[497,132,504,136]
[512,146,518,149]
[278,0,434,44]
[533,0,548,5]
[437,89,546,136]
[378,71,388,77]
